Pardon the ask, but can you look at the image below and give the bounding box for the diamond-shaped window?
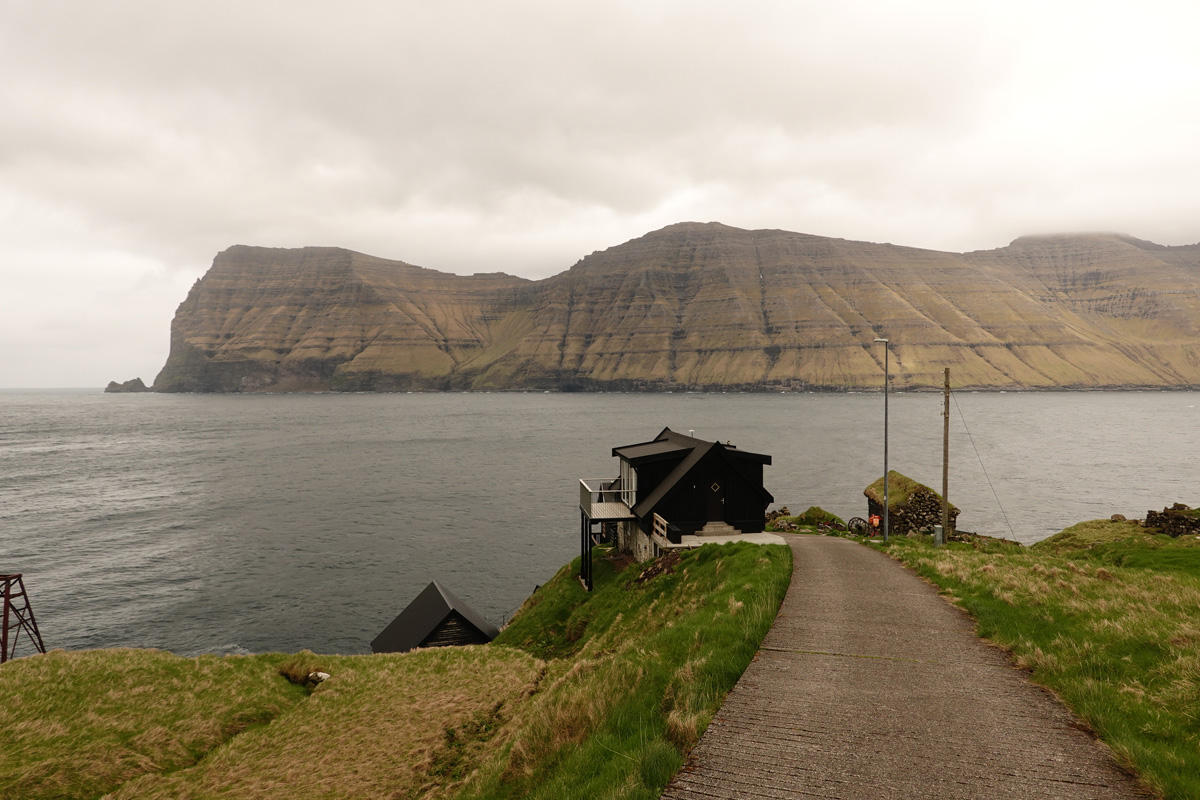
[710,482,721,493]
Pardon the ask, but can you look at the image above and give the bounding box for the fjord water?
[1,390,1195,656]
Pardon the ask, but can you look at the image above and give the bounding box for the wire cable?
[951,392,1017,539]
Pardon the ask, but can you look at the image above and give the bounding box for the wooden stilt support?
[2,574,46,663]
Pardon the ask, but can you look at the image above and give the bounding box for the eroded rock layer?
[153,223,1200,392]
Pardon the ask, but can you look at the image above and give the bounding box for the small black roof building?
[370,581,500,654]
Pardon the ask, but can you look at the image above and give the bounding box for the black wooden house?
[577,428,773,589]
[371,581,500,654]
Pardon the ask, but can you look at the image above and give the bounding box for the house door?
[706,481,726,522]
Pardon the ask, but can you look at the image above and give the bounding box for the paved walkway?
[661,535,1150,799]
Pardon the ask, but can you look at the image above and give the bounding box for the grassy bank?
[0,649,304,800]
[111,647,543,800]
[0,541,791,800]
[463,541,791,799]
[877,521,1200,800]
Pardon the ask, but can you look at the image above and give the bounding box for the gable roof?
[611,438,689,462]
[614,428,773,519]
[614,427,770,464]
[370,580,500,654]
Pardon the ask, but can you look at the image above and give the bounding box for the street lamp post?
[874,338,889,542]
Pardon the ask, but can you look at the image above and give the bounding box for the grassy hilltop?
[9,518,1200,799]
[879,520,1200,800]
[0,542,791,800]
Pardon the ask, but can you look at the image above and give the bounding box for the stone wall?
[619,520,657,562]
[1146,504,1200,538]
[864,471,958,537]
[866,493,959,537]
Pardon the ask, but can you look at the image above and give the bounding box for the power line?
[950,393,1017,539]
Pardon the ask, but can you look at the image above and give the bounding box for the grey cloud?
[3,0,1200,385]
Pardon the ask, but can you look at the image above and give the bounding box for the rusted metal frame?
[1,574,46,663]
[1,578,9,663]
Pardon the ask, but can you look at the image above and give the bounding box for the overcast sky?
[3,0,1199,387]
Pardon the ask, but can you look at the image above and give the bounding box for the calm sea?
[0,390,1195,656]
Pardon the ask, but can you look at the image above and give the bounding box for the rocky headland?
[104,377,151,393]
[148,222,1200,392]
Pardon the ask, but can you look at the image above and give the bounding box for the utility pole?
[941,367,950,546]
[874,338,890,542]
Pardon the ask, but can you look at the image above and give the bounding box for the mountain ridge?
[149,223,1200,392]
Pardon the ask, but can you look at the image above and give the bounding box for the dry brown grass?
[108,645,541,800]
[276,650,331,687]
[4,544,789,800]
[0,649,302,800]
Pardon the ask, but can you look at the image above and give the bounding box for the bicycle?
[846,517,877,536]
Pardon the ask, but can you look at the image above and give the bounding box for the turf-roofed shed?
[864,470,958,537]
[371,581,500,654]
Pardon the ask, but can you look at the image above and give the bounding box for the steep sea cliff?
[150,222,1200,392]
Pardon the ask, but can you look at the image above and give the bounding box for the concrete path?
[661,535,1150,799]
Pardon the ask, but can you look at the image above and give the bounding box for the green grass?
[864,470,924,508]
[798,506,843,525]
[864,470,957,513]
[0,649,305,800]
[1032,519,1200,576]
[766,507,845,534]
[877,523,1200,800]
[0,542,791,800]
[110,646,542,800]
[462,542,792,800]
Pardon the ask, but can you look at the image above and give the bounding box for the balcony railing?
[578,479,636,520]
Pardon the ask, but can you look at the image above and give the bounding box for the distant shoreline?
[6,383,1200,394]
[102,384,1196,394]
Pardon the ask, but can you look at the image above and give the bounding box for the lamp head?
[874,338,889,343]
